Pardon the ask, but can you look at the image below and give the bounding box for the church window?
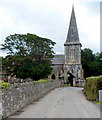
[72,29,73,34]
[70,48,75,60]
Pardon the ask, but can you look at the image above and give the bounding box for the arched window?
[70,48,75,61]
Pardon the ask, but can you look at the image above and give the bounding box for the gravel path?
[10,87,100,118]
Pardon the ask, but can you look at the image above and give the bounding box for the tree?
[81,48,95,78]
[92,52,102,76]
[1,33,56,80]
[81,48,102,78]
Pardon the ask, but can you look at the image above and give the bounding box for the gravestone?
[99,90,102,120]
[99,90,102,102]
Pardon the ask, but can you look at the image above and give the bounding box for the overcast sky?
[0,0,101,56]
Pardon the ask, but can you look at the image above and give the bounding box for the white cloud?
[75,2,100,52]
[0,0,100,57]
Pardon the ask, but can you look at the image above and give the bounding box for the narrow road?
[10,87,100,118]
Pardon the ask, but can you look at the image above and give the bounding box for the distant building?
[51,6,84,86]
[51,54,64,74]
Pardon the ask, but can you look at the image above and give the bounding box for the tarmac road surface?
[10,87,100,118]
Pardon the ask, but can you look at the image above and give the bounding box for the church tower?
[64,5,82,86]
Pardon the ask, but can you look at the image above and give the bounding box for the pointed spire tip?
[72,4,74,10]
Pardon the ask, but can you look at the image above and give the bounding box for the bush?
[84,76,102,101]
[0,80,9,89]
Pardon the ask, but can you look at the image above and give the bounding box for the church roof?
[65,6,80,44]
[51,54,64,65]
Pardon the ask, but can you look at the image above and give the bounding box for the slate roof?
[51,54,64,65]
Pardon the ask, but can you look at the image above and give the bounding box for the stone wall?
[1,80,62,119]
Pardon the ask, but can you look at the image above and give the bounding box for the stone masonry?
[64,6,83,86]
[1,80,62,119]
[51,6,84,86]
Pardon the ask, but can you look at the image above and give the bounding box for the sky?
[0,0,101,57]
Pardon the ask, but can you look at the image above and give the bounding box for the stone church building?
[51,6,84,86]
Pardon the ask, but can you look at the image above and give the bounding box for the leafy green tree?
[95,52,102,62]
[81,48,102,78]
[1,33,56,80]
[81,48,95,78]
[92,52,102,75]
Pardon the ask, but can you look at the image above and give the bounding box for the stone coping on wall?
[1,79,62,119]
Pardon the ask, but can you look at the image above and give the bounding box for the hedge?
[84,76,102,101]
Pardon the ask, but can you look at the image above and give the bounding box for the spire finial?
[72,4,74,11]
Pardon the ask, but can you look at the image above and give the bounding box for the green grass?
[93,101,101,104]
[64,83,70,86]
[32,79,47,84]
[38,79,47,83]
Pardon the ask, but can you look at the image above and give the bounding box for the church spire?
[72,3,74,10]
[65,5,79,43]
